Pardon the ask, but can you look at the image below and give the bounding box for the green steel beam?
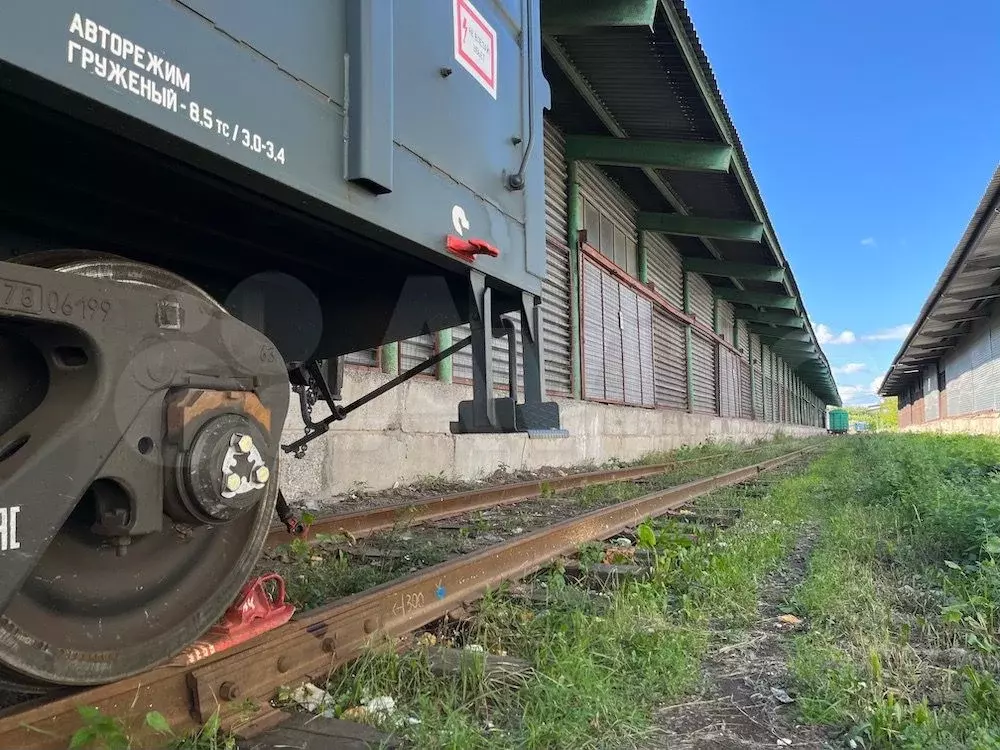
[639,213,764,243]
[682,258,785,283]
[436,329,453,384]
[755,328,811,343]
[713,288,798,310]
[542,0,657,34]
[734,310,805,329]
[380,342,399,376]
[564,135,733,172]
[542,37,746,294]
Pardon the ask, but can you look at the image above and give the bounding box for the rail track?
[0,445,819,749]
[264,443,798,547]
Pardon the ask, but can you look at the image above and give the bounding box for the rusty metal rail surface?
[0,447,814,749]
[265,443,787,547]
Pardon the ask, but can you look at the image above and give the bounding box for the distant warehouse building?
[283,0,839,500]
[880,165,1000,431]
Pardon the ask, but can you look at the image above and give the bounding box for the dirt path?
[647,528,834,749]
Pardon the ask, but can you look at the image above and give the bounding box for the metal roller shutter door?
[717,347,740,418]
[637,297,655,407]
[653,307,687,410]
[945,345,969,416]
[762,345,774,421]
[645,233,684,309]
[621,290,642,405]
[601,272,625,403]
[739,359,752,419]
[582,261,605,400]
[581,257,653,406]
[690,331,717,414]
[751,334,764,420]
[688,272,714,329]
[541,121,572,395]
[924,364,939,421]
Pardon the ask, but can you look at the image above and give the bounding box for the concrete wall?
[904,413,1000,435]
[279,367,823,505]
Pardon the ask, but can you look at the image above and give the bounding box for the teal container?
[828,408,849,434]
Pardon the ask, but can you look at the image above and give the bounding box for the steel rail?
[265,443,789,547]
[0,447,814,749]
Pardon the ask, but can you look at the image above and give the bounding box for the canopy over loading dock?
[879,165,1000,423]
[541,0,840,406]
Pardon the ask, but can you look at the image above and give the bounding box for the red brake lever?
[446,235,500,262]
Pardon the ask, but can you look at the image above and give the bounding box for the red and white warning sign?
[453,0,497,99]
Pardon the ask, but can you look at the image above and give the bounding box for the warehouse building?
[880,165,1000,432]
[283,0,839,500]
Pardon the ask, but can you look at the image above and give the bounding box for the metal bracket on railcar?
[281,336,474,459]
[281,270,566,459]
[450,270,565,436]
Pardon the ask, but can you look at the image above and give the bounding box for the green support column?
[436,329,453,384]
[381,342,399,377]
[749,338,757,420]
[712,295,719,335]
[567,160,582,399]
[637,230,648,283]
[683,271,694,412]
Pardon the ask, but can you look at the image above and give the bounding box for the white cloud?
[816,324,857,345]
[833,363,867,375]
[862,324,912,342]
[860,237,877,247]
[838,375,886,405]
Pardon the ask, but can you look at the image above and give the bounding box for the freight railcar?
[827,408,849,434]
[0,0,561,690]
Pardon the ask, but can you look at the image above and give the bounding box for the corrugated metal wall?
[688,273,715,329]
[541,120,573,395]
[578,163,639,274]
[345,349,377,367]
[645,233,684,309]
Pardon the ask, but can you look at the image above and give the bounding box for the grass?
[314,456,818,749]
[781,434,1000,749]
[264,436,821,612]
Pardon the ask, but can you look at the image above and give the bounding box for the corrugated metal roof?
[880,164,1000,396]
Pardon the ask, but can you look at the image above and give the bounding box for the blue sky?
[686,0,1000,404]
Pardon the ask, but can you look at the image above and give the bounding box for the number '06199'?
[0,507,20,552]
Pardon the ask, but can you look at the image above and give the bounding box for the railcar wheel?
[0,251,279,690]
